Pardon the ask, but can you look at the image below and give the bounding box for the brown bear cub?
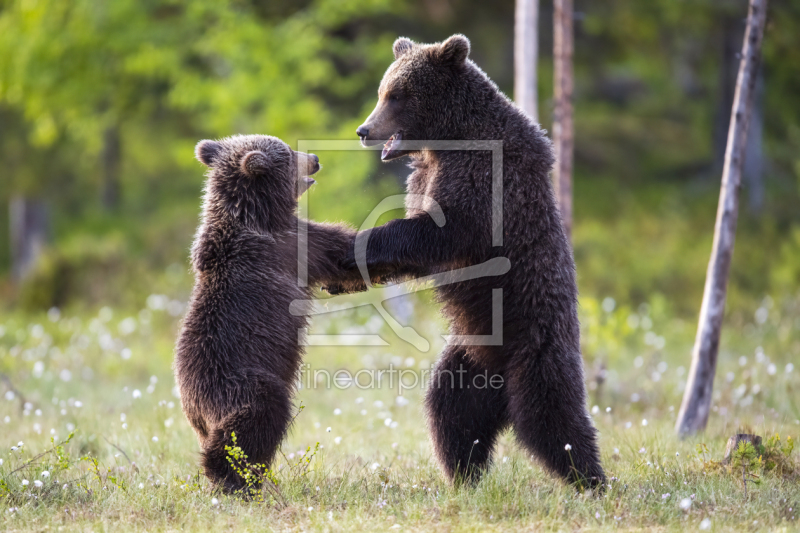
[350,35,605,488]
[175,135,363,492]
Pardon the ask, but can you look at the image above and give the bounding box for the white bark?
[676,0,768,438]
[553,0,574,242]
[514,0,539,122]
[10,196,48,282]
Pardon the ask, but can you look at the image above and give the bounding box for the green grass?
[0,289,799,531]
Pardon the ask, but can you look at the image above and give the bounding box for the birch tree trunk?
[553,0,574,242]
[10,196,48,282]
[514,0,539,122]
[676,0,768,438]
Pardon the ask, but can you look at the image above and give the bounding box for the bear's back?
[176,229,307,420]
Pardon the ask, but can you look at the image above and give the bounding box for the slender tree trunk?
[101,125,121,210]
[713,16,740,173]
[676,0,768,438]
[10,196,48,282]
[553,0,574,242]
[515,0,539,122]
[744,68,764,214]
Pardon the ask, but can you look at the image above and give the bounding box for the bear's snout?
[308,153,320,175]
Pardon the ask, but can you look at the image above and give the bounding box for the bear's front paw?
[340,246,357,270]
[322,284,345,295]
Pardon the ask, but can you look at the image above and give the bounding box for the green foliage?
[0,0,799,312]
[0,290,799,528]
[761,433,796,476]
[0,432,77,504]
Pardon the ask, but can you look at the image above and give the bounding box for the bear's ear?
[393,37,414,59]
[241,150,272,177]
[437,34,470,65]
[195,140,221,167]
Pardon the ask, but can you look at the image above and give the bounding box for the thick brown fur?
[351,35,605,488]
[175,135,364,492]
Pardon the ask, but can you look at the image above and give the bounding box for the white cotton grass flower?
[34,480,43,488]
[642,419,648,426]
[606,407,611,413]
[591,405,600,415]
[326,427,331,433]
[333,408,342,416]
[211,497,219,506]
[564,444,572,451]
[41,471,49,478]
[22,479,29,486]
[474,439,480,445]
[334,436,342,445]
[139,483,144,489]
[700,518,711,530]
[308,506,314,512]
[132,389,142,399]
[152,436,158,442]
[680,498,692,511]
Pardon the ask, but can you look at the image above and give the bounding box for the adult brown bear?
[349,35,605,488]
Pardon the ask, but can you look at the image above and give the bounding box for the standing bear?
[175,135,364,492]
[351,35,605,487]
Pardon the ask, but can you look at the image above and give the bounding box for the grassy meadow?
[0,288,798,532]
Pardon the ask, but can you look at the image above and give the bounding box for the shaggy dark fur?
[175,134,364,492]
[351,35,605,487]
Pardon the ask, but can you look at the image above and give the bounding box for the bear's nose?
[310,153,319,164]
[356,125,369,139]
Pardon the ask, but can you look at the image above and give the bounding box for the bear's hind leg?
[201,385,293,494]
[506,347,605,489]
[426,346,508,484]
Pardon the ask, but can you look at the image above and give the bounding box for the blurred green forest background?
[0,0,799,317]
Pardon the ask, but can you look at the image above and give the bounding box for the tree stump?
[723,433,762,464]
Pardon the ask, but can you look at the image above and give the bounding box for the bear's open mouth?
[381,131,403,161]
[298,176,316,196]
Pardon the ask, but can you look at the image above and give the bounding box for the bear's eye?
[388,93,400,102]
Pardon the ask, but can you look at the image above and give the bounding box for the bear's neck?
[429,73,528,145]
[202,183,295,236]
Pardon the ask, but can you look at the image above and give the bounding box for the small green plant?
[0,432,78,503]
[695,443,723,472]
[761,433,796,476]
[224,431,287,506]
[731,441,762,500]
